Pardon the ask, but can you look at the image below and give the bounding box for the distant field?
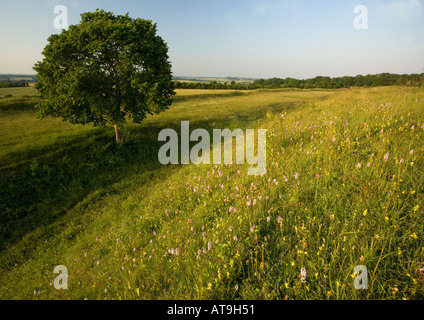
[174,76,256,84]
[0,87,38,97]
[174,88,250,96]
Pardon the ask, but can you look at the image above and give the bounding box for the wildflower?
[250,225,255,232]
[235,285,239,291]
[411,125,415,130]
[410,149,414,155]
[300,267,307,283]
[317,174,321,178]
[363,209,368,216]
[383,153,389,162]
[246,201,251,206]
[267,216,271,223]
[399,159,404,164]
[229,206,233,213]
[277,216,282,224]
[208,241,212,251]
[367,162,371,168]
[357,163,361,168]
[233,235,238,242]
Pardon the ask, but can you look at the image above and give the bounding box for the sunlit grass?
[0,87,37,97]
[0,87,423,300]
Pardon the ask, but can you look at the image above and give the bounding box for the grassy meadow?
[0,87,38,97]
[0,86,423,299]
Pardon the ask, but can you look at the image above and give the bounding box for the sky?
[0,0,423,79]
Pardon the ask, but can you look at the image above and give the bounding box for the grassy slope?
[0,87,423,299]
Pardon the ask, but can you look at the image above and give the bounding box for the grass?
[0,87,423,300]
[0,87,38,97]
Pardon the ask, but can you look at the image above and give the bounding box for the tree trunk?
[113,124,122,143]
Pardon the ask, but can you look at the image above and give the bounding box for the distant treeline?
[175,73,424,90]
[0,80,30,88]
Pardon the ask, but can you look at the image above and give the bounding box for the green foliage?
[33,9,175,141]
[0,81,29,88]
[175,73,424,90]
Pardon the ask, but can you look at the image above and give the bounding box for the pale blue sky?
[0,0,423,79]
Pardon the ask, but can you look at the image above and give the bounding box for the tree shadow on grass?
[0,99,299,252]
[0,125,168,252]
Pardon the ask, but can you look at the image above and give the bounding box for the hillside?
[0,87,423,299]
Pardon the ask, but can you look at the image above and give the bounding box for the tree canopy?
[34,9,175,142]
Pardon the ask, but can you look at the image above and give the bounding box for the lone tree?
[34,9,175,142]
